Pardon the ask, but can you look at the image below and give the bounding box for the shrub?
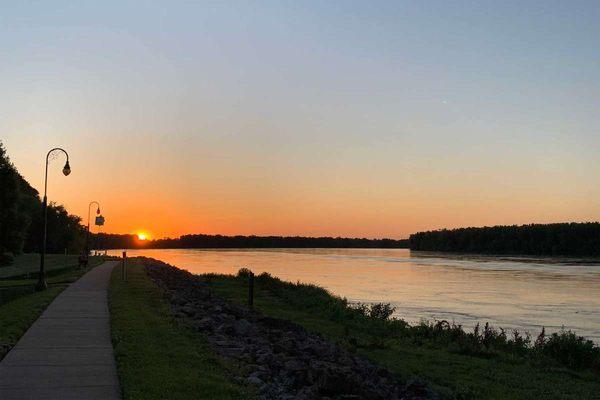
[539,329,600,370]
[369,302,396,321]
[351,302,397,321]
[236,267,253,278]
[232,270,600,372]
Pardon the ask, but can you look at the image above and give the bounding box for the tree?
[0,140,86,265]
[0,141,30,260]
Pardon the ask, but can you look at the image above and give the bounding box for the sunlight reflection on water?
[107,248,600,342]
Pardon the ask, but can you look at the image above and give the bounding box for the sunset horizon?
[3,143,599,241]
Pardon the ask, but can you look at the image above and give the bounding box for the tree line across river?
[409,223,600,257]
[97,223,600,257]
[92,233,410,250]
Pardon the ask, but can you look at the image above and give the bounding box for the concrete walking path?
[0,261,121,399]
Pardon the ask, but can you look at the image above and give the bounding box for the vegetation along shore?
[109,257,599,400]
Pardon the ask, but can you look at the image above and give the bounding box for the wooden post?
[64,248,68,269]
[122,251,127,281]
[248,271,254,309]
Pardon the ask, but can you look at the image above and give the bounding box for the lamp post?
[86,201,100,255]
[37,148,71,291]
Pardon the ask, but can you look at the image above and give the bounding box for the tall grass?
[235,268,600,372]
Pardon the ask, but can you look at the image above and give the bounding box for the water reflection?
[107,248,600,342]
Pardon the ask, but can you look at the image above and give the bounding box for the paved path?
[0,261,121,400]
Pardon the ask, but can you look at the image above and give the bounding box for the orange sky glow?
[3,135,598,240]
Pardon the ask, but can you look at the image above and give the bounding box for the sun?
[137,233,147,241]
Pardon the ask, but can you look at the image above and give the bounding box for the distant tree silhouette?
[91,233,139,250]
[92,233,409,249]
[409,223,600,256]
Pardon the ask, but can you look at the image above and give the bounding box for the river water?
[107,248,600,342]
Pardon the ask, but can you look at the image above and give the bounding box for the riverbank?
[113,257,599,399]
[145,259,436,400]
[105,248,600,343]
[203,268,600,399]
[108,258,250,399]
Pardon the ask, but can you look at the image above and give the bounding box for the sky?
[1,1,599,239]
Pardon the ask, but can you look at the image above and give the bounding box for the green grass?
[204,273,600,400]
[0,287,64,359]
[108,260,253,400]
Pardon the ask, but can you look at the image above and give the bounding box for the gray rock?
[216,323,234,335]
[284,359,304,372]
[246,375,264,386]
[193,317,213,330]
[234,318,253,336]
[180,305,196,316]
[144,258,439,400]
[249,370,269,381]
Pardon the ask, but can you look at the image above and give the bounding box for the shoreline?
[131,256,600,399]
[145,258,437,399]
[97,246,600,261]
[104,248,600,344]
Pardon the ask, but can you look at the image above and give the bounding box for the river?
[106,248,600,342]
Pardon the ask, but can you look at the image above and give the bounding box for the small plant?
[509,329,531,350]
[369,302,396,321]
[236,267,253,278]
[257,271,272,280]
[534,327,546,348]
[350,302,397,321]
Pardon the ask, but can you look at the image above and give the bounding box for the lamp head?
[97,207,101,215]
[62,160,71,176]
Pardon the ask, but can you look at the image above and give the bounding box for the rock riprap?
[144,258,438,400]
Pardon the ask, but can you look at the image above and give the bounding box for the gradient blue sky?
[1,1,599,238]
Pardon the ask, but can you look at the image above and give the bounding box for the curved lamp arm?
[44,148,70,198]
[88,201,101,230]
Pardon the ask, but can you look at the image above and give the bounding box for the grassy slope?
[206,274,600,400]
[108,260,252,400]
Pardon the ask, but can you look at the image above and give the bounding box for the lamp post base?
[35,279,48,291]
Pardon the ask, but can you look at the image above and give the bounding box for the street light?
[63,161,71,176]
[37,148,71,291]
[86,201,101,255]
